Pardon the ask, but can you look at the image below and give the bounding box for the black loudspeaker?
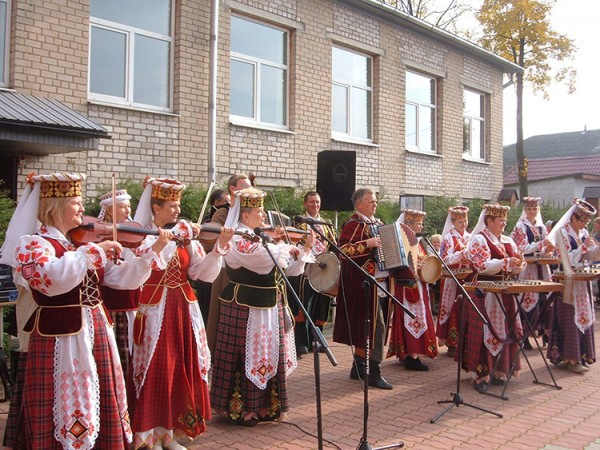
[316,150,356,211]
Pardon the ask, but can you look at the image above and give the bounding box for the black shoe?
[350,357,366,380]
[474,381,488,394]
[296,347,309,356]
[446,347,456,358]
[522,338,533,350]
[405,356,429,371]
[490,376,506,386]
[368,374,393,390]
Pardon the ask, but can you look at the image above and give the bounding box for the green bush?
[0,185,16,246]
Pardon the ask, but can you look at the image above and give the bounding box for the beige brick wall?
[7,0,507,204]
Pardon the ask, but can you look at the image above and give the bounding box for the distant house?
[503,128,600,172]
[497,187,518,206]
[503,154,600,207]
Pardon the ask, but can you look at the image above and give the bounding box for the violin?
[259,226,311,244]
[69,216,168,248]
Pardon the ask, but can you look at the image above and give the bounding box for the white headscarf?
[98,189,132,222]
[0,173,86,267]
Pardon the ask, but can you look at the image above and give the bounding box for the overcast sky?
[501,0,600,145]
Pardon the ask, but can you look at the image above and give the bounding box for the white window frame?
[405,70,437,154]
[0,0,10,88]
[331,45,373,143]
[88,3,174,112]
[229,15,290,130]
[463,88,486,161]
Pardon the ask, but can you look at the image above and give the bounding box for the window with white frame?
[89,0,173,111]
[332,46,372,141]
[230,15,289,128]
[0,0,10,87]
[405,70,436,153]
[463,89,486,160]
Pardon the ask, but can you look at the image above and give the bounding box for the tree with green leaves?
[476,0,576,198]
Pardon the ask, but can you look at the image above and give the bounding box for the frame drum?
[418,255,442,284]
[307,252,340,297]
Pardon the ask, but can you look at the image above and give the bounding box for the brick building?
[0,0,520,205]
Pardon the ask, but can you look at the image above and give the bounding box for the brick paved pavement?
[1,314,600,449]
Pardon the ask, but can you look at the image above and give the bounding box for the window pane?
[418,106,434,151]
[405,104,417,147]
[463,118,471,153]
[0,1,6,85]
[464,90,483,117]
[90,27,126,98]
[406,71,434,104]
[133,35,170,108]
[332,84,348,134]
[351,87,371,140]
[333,47,370,86]
[475,120,484,159]
[231,16,286,65]
[230,59,255,118]
[260,65,286,125]
[91,0,171,35]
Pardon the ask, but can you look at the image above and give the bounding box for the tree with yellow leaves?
[476,0,576,198]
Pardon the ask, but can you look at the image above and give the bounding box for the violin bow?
[268,186,293,244]
[197,179,216,226]
[111,173,117,242]
[111,173,120,263]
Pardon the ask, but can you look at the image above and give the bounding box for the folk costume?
[509,197,552,342]
[210,188,309,424]
[131,178,228,449]
[333,207,393,389]
[387,209,438,371]
[289,211,337,354]
[3,173,156,450]
[546,199,598,373]
[465,204,525,392]
[436,206,471,354]
[97,189,139,408]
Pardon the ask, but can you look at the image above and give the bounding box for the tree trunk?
[515,44,528,198]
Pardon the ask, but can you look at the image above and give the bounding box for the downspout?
[208,0,219,184]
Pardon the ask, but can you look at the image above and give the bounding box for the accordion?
[371,222,414,272]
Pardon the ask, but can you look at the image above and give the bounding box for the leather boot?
[368,360,393,390]
[350,356,366,380]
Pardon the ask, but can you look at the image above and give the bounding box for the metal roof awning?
[0,90,110,156]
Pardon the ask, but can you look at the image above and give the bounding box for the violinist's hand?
[217,226,235,248]
[97,240,123,261]
[366,236,381,248]
[303,230,316,252]
[151,228,173,254]
[190,222,201,240]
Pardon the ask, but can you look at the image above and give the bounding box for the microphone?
[253,227,274,244]
[416,232,430,237]
[293,216,334,227]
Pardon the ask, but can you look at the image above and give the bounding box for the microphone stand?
[416,235,502,422]
[306,223,414,450]
[255,234,337,450]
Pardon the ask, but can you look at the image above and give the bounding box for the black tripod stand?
[305,222,413,450]
[419,235,503,423]
[255,230,337,450]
